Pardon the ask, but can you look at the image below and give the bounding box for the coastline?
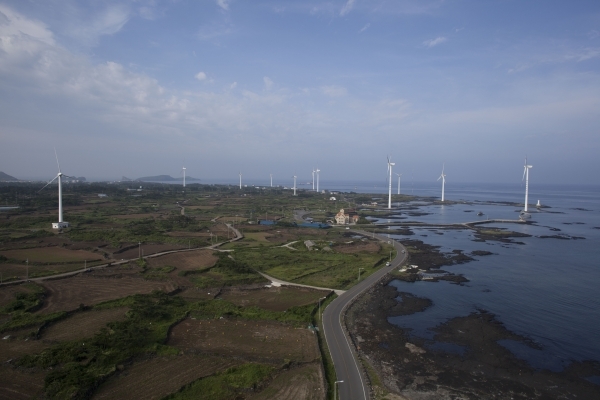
[345,240,600,399]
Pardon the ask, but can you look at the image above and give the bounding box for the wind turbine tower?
[312,168,315,191]
[270,173,273,187]
[316,168,320,193]
[387,156,395,209]
[40,149,71,229]
[437,164,446,202]
[239,172,242,190]
[293,175,297,196]
[182,166,186,188]
[523,158,533,212]
[396,173,402,195]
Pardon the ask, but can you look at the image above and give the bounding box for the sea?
[319,180,599,375]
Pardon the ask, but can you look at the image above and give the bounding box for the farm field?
[41,307,129,342]
[0,365,46,400]
[93,355,240,400]
[168,318,320,363]
[220,286,330,312]
[0,332,51,363]
[147,249,218,272]
[0,247,101,263]
[38,275,175,313]
[249,363,325,400]
[115,244,186,259]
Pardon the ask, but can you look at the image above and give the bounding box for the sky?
[0,0,599,185]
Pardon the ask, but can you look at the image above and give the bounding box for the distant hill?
[136,175,200,182]
[0,172,19,181]
[121,176,132,181]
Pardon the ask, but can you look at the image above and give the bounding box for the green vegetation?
[165,363,274,400]
[188,254,268,288]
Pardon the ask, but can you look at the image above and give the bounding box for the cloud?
[359,23,370,33]
[61,4,131,46]
[423,36,447,48]
[195,71,207,81]
[230,82,237,89]
[321,85,347,97]
[0,5,55,46]
[340,0,356,16]
[217,0,230,11]
[263,76,273,91]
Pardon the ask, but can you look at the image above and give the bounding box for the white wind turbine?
[387,156,395,209]
[239,172,242,189]
[521,157,533,217]
[437,164,446,202]
[312,168,315,191]
[182,166,186,188]
[316,168,321,193]
[396,173,402,195]
[40,149,71,229]
[270,173,273,187]
[293,174,297,196]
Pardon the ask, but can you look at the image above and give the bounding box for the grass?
[164,363,274,400]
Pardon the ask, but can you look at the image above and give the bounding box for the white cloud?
[230,82,237,89]
[0,5,55,46]
[217,0,230,11]
[359,23,370,33]
[423,36,447,48]
[263,76,273,91]
[195,71,207,81]
[61,4,131,46]
[340,0,356,16]
[321,85,347,97]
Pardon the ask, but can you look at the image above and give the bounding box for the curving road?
[322,230,408,400]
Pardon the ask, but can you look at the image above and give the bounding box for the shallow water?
[381,183,600,371]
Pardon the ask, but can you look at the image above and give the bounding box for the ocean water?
[363,182,600,372]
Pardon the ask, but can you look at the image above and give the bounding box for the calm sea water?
[354,182,600,372]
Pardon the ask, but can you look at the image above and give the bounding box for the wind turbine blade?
[54,148,61,173]
[39,175,59,192]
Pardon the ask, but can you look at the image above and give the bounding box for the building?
[335,208,359,225]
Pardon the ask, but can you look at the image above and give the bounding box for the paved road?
[322,230,408,400]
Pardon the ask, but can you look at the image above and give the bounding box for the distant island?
[135,175,200,182]
[0,171,19,181]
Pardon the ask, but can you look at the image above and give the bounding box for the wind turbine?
[396,173,402,195]
[182,166,186,188]
[387,156,395,209]
[293,174,297,196]
[270,173,273,187]
[316,168,320,193]
[312,168,315,191]
[437,164,446,202]
[239,172,242,189]
[522,157,533,215]
[40,149,71,229]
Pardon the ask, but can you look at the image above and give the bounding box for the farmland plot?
[0,247,101,263]
[93,355,239,400]
[38,276,175,314]
[41,307,129,342]
[168,319,319,363]
[249,363,325,400]
[220,286,330,312]
[0,365,45,400]
[115,244,186,259]
[0,334,50,363]
[148,250,218,272]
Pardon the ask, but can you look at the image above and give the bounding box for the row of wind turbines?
[41,150,534,230]
[385,155,534,218]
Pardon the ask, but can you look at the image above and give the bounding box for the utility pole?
[358,267,365,282]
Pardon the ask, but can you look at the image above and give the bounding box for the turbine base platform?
[52,221,70,229]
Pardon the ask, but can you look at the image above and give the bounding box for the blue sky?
[0,0,599,184]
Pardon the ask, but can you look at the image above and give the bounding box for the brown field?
[0,333,50,363]
[334,242,380,254]
[147,249,218,272]
[244,232,273,242]
[93,355,239,400]
[115,244,186,259]
[38,275,175,314]
[166,231,212,237]
[217,216,248,222]
[176,287,217,301]
[0,365,46,400]
[0,247,102,263]
[42,307,129,342]
[168,319,319,363]
[0,282,42,308]
[111,213,159,220]
[186,205,215,210]
[0,262,98,281]
[250,363,325,400]
[220,286,330,312]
